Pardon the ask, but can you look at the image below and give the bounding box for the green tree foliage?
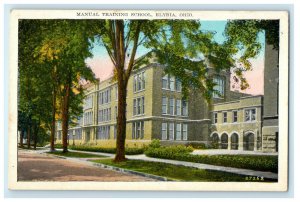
[224,20,279,89]
[18,20,96,152]
[18,20,53,149]
[34,20,96,153]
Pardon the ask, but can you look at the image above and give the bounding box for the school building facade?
[56,59,279,152]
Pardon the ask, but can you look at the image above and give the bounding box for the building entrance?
[221,133,228,149]
[231,133,239,150]
[244,133,255,151]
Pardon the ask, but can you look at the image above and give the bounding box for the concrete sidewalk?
[40,148,278,180]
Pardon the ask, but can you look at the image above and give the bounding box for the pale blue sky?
[89,20,265,59]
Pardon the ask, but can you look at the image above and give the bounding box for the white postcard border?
[8,9,289,191]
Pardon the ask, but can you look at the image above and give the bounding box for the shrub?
[145,145,193,159]
[54,144,63,149]
[68,145,144,155]
[186,142,207,149]
[148,139,161,148]
[145,147,278,173]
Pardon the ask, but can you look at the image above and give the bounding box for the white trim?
[229,131,240,138]
[244,130,256,136]
[210,131,219,137]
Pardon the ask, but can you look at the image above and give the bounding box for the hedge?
[54,144,144,155]
[145,147,278,173]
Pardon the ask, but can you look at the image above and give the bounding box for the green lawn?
[48,151,108,158]
[91,159,277,182]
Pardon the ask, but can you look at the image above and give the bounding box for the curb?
[45,152,170,181]
[91,162,172,182]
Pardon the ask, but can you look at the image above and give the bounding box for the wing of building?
[55,49,279,153]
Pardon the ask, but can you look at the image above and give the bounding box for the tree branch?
[125,21,142,82]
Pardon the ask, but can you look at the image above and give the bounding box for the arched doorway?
[221,133,228,149]
[231,133,239,150]
[244,133,255,151]
[210,133,219,149]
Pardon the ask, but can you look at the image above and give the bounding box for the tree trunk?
[114,74,127,162]
[112,20,141,162]
[50,87,56,152]
[33,120,40,150]
[27,124,31,149]
[20,130,24,148]
[33,128,37,150]
[62,84,71,153]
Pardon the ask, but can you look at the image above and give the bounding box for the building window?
[175,79,182,92]
[162,97,168,114]
[75,129,82,140]
[169,123,174,140]
[134,76,137,92]
[98,108,111,123]
[182,100,188,116]
[176,124,181,140]
[84,111,93,125]
[137,122,141,139]
[162,74,178,91]
[137,97,142,115]
[233,111,238,123]
[176,99,181,116]
[169,98,175,115]
[137,74,142,91]
[134,72,145,92]
[182,124,188,140]
[142,97,144,115]
[223,112,227,123]
[114,125,117,139]
[132,121,144,139]
[245,109,256,122]
[99,88,111,105]
[84,95,93,110]
[97,126,110,139]
[162,74,168,89]
[213,76,225,98]
[169,76,175,91]
[162,123,167,140]
[133,97,144,116]
[213,112,218,124]
[133,99,137,116]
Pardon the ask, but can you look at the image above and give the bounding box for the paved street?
[17,149,156,181]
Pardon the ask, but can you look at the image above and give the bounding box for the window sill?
[161,114,189,117]
[162,88,180,92]
[97,120,112,124]
[133,89,145,94]
[133,114,145,117]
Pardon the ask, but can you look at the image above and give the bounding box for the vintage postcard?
[8,9,289,191]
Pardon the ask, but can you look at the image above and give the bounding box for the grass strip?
[91,159,277,182]
[47,151,107,158]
